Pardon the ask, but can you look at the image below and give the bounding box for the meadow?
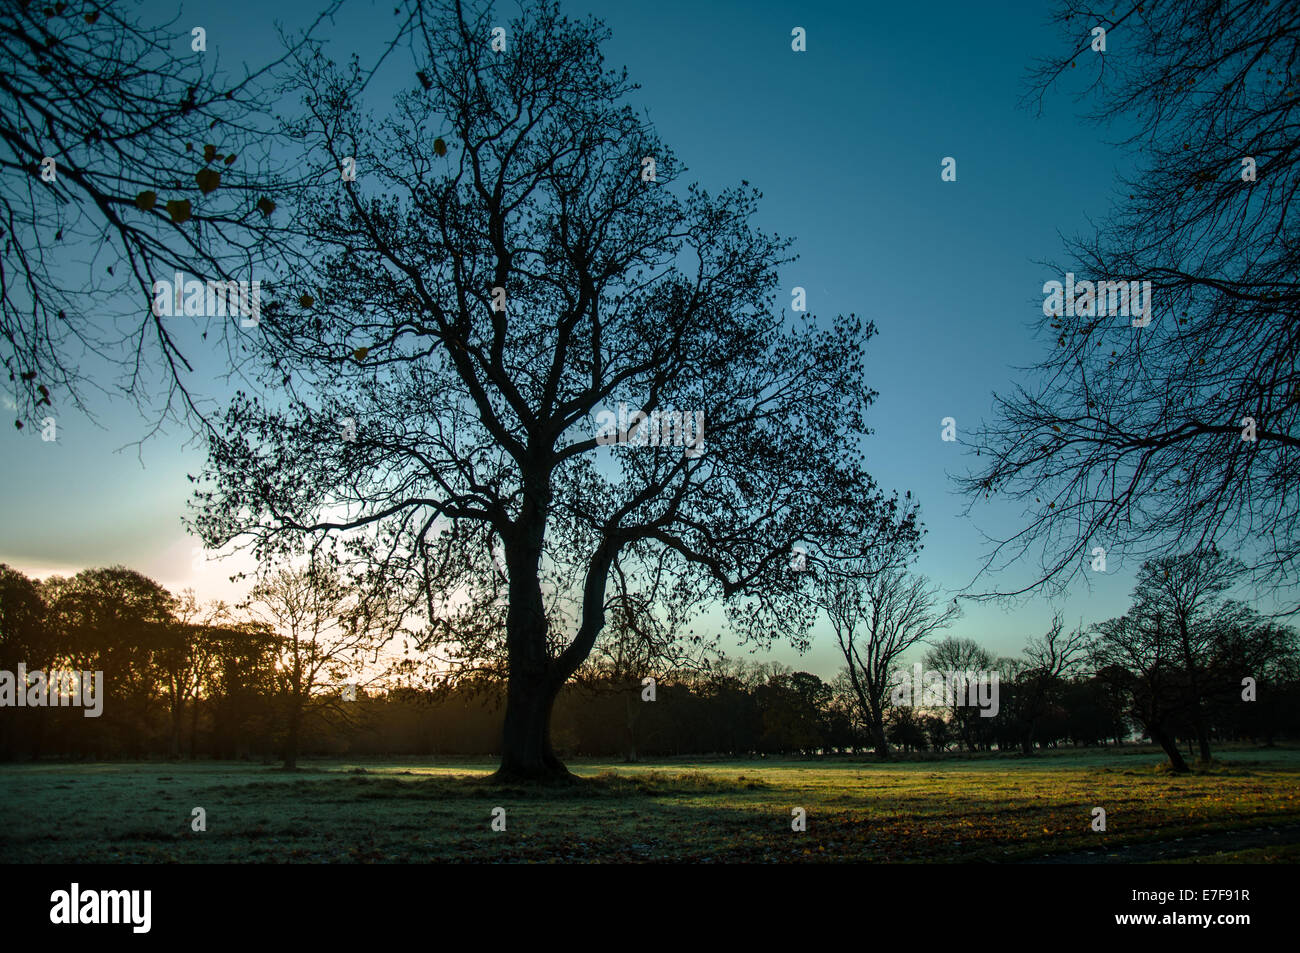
[3,745,1298,863]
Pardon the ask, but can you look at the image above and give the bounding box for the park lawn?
[1,746,1297,863]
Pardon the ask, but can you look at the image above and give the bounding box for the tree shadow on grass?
[210,768,773,803]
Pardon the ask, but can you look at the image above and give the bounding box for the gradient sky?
[1,0,1156,676]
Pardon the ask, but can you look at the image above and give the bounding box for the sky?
[0,0,1153,676]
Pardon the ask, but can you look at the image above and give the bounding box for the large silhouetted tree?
[190,0,918,780]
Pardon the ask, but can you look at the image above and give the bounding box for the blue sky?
[0,0,1149,675]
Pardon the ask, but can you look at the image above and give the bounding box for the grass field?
[3,745,1299,863]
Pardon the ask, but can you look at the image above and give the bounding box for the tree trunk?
[1020,730,1034,756]
[1195,724,1212,763]
[1150,723,1190,773]
[283,699,301,770]
[846,673,889,760]
[495,664,568,781]
[870,711,891,760]
[169,696,184,759]
[490,474,612,783]
[492,563,572,781]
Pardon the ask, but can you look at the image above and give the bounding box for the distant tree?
[921,712,951,752]
[40,566,175,753]
[245,559,397,769]
[205,618,280,759]
[821,678,860,754]
[0,563,49,669]
[962,0,1300,605]
[1060,674,1128,747]
[789,670,837,753]
[0,564,50,759]
[1125,549,1244,762]
[923,635,995,751]
[754,670,831,755]
[884,705,927,754]
[156,590,229,758]
[1198,601,1297,746]
[1223,626,1300,745]
[1016,615,1089,755]
[688,659,764,756]
[822,563,958,758]
[1092,610,1191,772]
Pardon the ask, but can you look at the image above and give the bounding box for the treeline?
[1,565,283,760]
[1,561,1298,763]
[5,661,1298,763]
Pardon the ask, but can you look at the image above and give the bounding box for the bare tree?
[822,563,958,758]
[1132,549,1246,761]
[190,0,919,780]
[156,589,230,758]
[924,635,995,752]
[244,557,397,769]
[1092,608,1191,772]
[960,0,1299,605]
[1016,614,1089,755]
[1091,548,1297,769]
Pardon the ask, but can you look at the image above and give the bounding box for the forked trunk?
[490,482,609,784]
